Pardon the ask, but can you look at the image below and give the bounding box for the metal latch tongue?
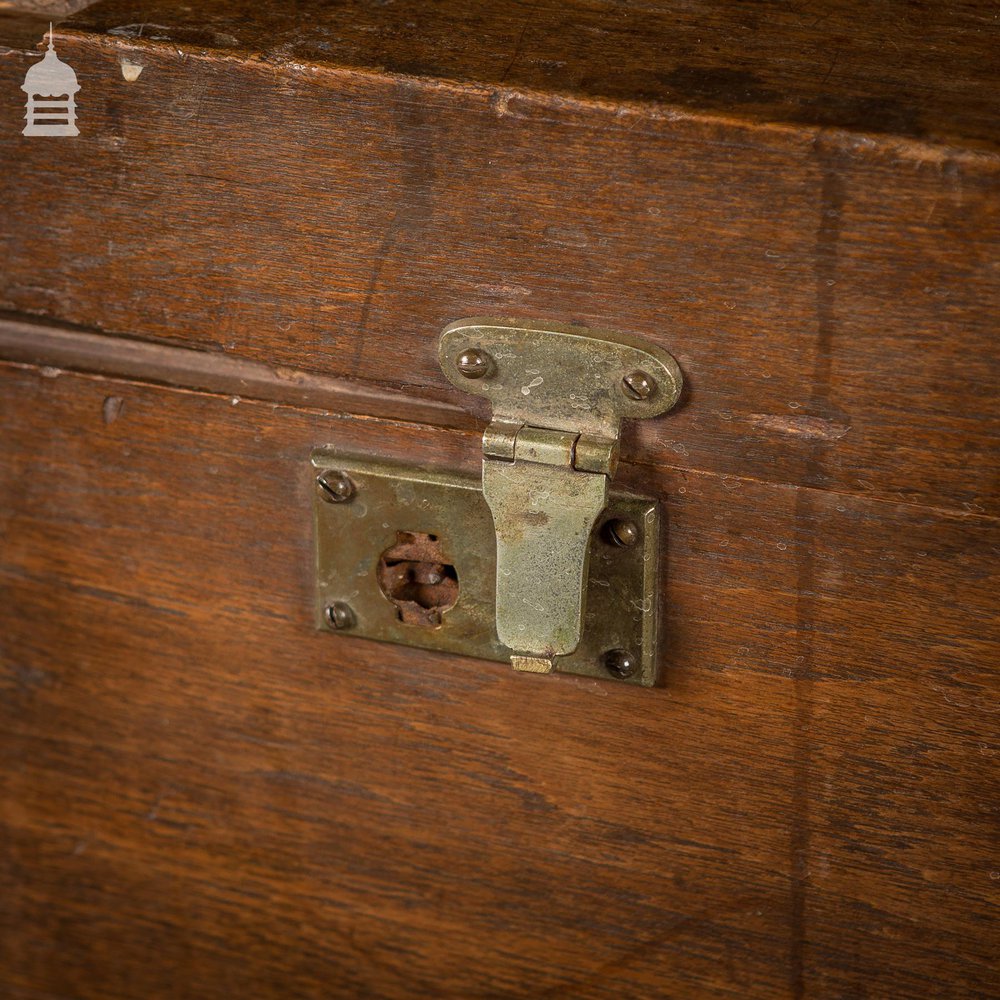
[438,318,682,672]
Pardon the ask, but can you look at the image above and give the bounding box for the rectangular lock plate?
[312,450,660,686]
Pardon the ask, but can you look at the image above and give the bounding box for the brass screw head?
[317,470,354,503]
[622,370,657,400]
[603,648,638,679]
[606,518,639,547]
[326,602,355,630]
[456,348,490,379]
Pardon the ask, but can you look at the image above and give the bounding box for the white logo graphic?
[22,24,80,137]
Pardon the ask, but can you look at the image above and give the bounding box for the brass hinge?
[439,318,682,674]
[483,420,619,475]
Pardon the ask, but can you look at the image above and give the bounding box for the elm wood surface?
[0,313,473,430]
[58,0,1000,151]
[1,10,998,516]
[1,363,997,999]
[0,11,50,48]
[1,1,998,994]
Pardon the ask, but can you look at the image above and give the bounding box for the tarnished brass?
[483,457,607,657]
[437,318,681,667]
[510,656,555,674]
[312,450,660,686]
[438,318,682,442]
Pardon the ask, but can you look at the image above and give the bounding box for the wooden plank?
[64,0,1000,152]
[1,363,996,998]
[1,18,998,515]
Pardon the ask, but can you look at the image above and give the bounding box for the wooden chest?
[1,2,997,997]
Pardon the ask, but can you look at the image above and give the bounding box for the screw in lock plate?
[317,470,355,503]
[603,648,639,679]
[456,348,491,379]
[325,602,355,630]
[311,447,662,685]
[622,370,657,400]
[311,318,679,686]
[605,518,639,547]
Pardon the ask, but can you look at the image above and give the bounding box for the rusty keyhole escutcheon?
[377,531,459,628]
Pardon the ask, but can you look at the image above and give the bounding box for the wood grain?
[1,363,996,999]
[2,4,997,994]
[0,313,472,429]
[64,0,1000,152]
[1,12,997,515]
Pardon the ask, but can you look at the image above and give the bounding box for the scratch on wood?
[103,395,124,424]
[749,414,849,440]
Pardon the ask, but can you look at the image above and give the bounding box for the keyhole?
[377,531,458,628]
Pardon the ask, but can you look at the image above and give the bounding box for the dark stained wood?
[0,10,51,49]
[1,363,997,999]
[0,313,473,429]
[63,0,1000,152]
[2,2,998,995]
[1,7,998,514]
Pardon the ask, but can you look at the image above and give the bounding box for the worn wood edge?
[2,331,996,528]
[0,313,474,431]
[51,25,1000,169]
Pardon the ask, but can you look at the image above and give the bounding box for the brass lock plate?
[312,450,660,686]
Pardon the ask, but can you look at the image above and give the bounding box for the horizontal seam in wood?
[1,354,995,527]
[0,313,474,430]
